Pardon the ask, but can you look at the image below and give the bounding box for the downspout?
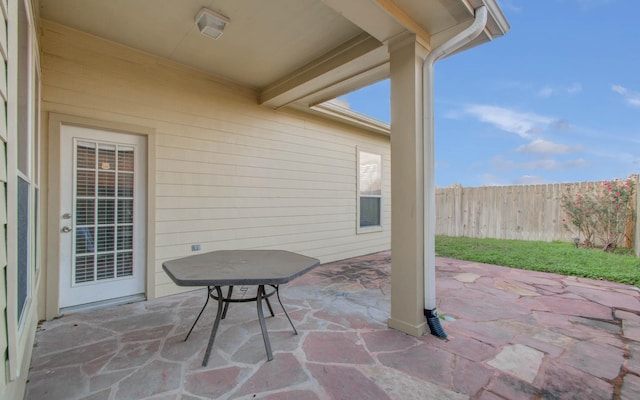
[423,6,488,338]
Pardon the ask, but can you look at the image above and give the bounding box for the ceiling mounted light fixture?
[195,8,230,40]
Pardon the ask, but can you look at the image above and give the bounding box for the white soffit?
[39,0,364,89]
[39,0,509,114]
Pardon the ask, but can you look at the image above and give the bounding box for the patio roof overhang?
[39,0,508,127]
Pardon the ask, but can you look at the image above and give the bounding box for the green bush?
[560,178,635,252]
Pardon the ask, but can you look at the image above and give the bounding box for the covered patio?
[3,1,516,397]
[26,253,640,399]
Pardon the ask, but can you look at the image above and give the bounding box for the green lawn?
[435,235,640,286]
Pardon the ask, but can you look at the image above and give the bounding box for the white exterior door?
[59,125,147,309]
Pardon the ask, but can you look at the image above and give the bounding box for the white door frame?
[46,114,156,318]
[59,126,146,308]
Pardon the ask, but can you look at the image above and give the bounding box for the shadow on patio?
[25,251,640,399]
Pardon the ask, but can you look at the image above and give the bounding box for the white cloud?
[626,135,640,145]
[575,0,613,10]
[516,139,583,155]
[590,150,640,167]
[332,97,351,109]
[495,80,534,92]
[567,83,582,94]
[612,84,640,108]
[537,83,582,97]
[538,86,554,98]
[612,85,626,95]
[464,105,555,138]
[513,175,548,185]
[443,109,464,119]
[480,173,506,187]
[491,156,589,172]
[498,0,523,13]
[553,119,573,131]
[481,173,550,186]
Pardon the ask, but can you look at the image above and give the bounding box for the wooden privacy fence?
[435,178,640,253]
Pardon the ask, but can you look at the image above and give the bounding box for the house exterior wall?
[40,20,391,308]
[0,1,8,396]
[3,1,42,399]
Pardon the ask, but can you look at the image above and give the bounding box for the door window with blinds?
[357,149,383,232]
[74,141,135,284]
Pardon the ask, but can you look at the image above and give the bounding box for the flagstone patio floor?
[25,251,640,399]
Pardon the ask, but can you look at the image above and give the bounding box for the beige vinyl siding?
[0,142,7,397]
[0,0,9,395]
[41,20,391,299]
[5,0,43,398]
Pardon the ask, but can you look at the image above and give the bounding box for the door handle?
[61,226,73,233]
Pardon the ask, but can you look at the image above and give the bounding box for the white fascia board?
[466,0,510,38]
[260,33,383,108]
[309,100,390,137]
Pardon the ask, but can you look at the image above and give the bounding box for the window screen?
[358,151,382,228]
[17,177,29,320]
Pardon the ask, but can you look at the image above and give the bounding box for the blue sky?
[341,0,640,187]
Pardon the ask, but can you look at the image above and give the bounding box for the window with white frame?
[5,0,41,381]
[15,0,40,325]
[357,150,382,231]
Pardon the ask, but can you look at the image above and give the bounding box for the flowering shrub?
[561,178,636,252]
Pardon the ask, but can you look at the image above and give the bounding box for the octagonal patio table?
[162,250,320,366]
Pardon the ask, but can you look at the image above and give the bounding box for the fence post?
[634,175,640,256]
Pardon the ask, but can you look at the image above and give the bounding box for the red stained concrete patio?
[26,251,640,399]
